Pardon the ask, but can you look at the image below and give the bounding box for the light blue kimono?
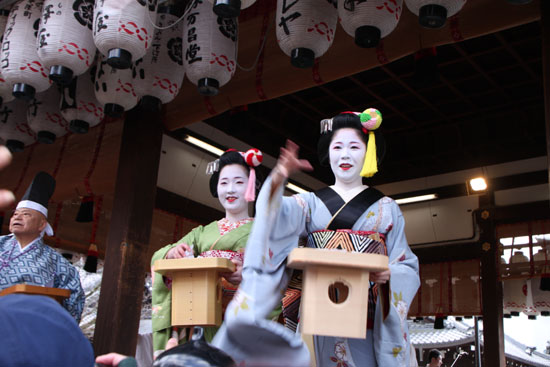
[213,177,420,367]
[0,234,85,322]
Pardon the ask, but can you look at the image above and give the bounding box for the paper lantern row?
[275,0,472,69]
[0,0,158,104]
[0,66,104,151]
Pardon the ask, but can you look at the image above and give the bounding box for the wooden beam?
[543,0,550,196]
[93,108,163,356]
[155,187,223,225]
[477,205,505,367]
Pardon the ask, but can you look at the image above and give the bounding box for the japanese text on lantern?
[185,0,202,65]
[279,0,301,36]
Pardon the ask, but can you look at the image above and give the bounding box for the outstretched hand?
[272,140,313,188]
[0,146,15,209]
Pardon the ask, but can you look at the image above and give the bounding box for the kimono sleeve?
[151,224,204,267]
[54,257,85,323]
[244,176,310,271]
[373,202,420,366]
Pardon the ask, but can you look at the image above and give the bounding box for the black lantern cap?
[198,78,220,96]
[6,140,24,153]
[12,83,36,101]
[0,96,3,106]
[355,26,381,48]
[49,65,74,86]
[104,103,125,118]
[107,48,132,70]
[213,0,242,18]
[70,120,90,134]
[139,95,162,113]
[290,48,315,69]
[419,4,447,29]
[37,131,56,144]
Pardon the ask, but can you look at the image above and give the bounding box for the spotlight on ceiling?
[469,177,488,192]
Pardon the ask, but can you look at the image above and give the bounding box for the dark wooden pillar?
[93,108,163,356]
[477,194,505,367]
[543,0,550,190]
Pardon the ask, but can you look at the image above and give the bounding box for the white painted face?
[329,128,366,185]
[217,163,249,214]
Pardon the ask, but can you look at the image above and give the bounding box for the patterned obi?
[306,229,386,255]
[283,230,386,331]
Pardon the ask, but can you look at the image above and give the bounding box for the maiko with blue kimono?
[213,109,420,366]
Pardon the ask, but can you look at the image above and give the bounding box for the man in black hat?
[0,171,85,322]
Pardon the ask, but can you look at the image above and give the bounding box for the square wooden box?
[287,248,388,339]
[153,257,235,327]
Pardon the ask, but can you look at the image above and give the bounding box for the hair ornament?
[243,148,263,167]
[359,108,383,178]
[359,108,382,131]
[320,118,333,134]
[206,159,220,175]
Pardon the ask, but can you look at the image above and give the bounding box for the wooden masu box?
[288,248,388,339]
[153,257,235,327]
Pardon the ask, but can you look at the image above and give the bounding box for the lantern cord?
[147,0,198,30]
[235,13,273,72]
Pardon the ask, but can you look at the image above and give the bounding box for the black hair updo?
[209,150,250,198]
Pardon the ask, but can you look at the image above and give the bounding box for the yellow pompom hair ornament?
[359,108,382,178]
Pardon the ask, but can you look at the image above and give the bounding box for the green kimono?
[151,220,253,356]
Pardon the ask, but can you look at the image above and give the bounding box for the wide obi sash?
[306,229,386,255]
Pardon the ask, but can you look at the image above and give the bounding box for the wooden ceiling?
[198,19,547,187]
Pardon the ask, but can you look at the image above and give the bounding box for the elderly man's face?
[9,208,46,237]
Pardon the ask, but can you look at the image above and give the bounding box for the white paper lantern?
[1,0,52,101]
[338,0,403,48]
[94,53,138,117]
[27,86,69,143]
[93,0,157,70]
[60,65,103,133]
[0,10,13,105]
[132,9,184,111]
[37,0,97,85]
[404,0,467,28]
[532,249,550,317]
[0,70,14,106]
[182,0,237,96]
[207,0,257,18]
[275,0,338,68]
[503,251,529,316]
[0,99,36,152]
[0,9,10,41]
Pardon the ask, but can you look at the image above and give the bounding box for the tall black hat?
[16,171,56,236]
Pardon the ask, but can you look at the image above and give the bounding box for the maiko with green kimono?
[151,148,263,357]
